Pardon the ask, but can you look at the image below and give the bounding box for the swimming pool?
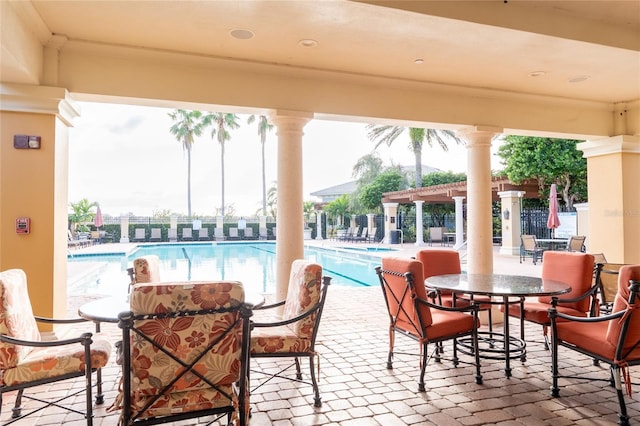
[67,242,396,297]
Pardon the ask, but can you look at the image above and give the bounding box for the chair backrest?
[521,235,538,250]
[182,227,192,238]
[540,251,595,312]
[596,263,625,305]
[592,253,608,264]
[150,228,161,239]
[122,280,248,419]
[198,228,209,239]
[229,227,239,237]
[417,249,461,278]
[606,265,640,353]
[429,227,444,241]
[567,235,586,252]
[134,228,146,239]
[131,255,161,284]
[282,260,324,338]
[244,228,254,238]
[377,257,432,338]
[0,269,41,369]
[369,227,377,240]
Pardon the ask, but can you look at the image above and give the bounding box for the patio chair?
[214,227,226,241]
[167,227,178,242]
[504,250,597,351]
[595,262,625,314]
[243,227,257,240]
[367,227,378,243]
[519,234,545,264]
[375,257,482,392]
[353,227,367,242]
[228,227,240,240]
[566,235,586,252]
[250,260,331,407]
[133,228,146,242]
[149,227,162,242]
[197,227,210,241]
[550,264,640,426]
[418,249,495,332]
[428,227,445,246]
[181,227,193,241]
[0,269,111,425]
[114,280,251,426]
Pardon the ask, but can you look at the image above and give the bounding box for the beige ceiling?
[2,0,639,134]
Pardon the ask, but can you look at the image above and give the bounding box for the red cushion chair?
[503,250,596,351]
[550,264,640,426]
[375,257,482,392]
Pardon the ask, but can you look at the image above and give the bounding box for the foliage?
[422,171,467,187]
[68,198,97,232]
[497,136,587,209]
[265,182,278,218]
[359,169,407,212]
[168,109,206,216]
[367,125,463,188]
[247,114,274,216]
[324,195,350,227]
[152,209,173,218]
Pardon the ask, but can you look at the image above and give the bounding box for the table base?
[456,331,526,376]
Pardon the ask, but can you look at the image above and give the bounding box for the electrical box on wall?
[13,135,41,149]
[16,217,30,234]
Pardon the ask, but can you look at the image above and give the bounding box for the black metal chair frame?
[519,235,545,264]
[595,262,625,315]
[250,276,331,408]
[117,304,252,426]
[549,279,640,426]
[0,316,104,425]
[375,266,482,392]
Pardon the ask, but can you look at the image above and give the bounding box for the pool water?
[68,242,393,297]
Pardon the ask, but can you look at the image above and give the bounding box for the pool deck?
[4,241,633,425]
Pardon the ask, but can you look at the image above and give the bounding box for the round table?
[425,273,570,377]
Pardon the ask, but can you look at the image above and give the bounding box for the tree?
[324,195,350,228]
[359,169,407,212]
[68,198,97,233]
[168,109,205,216]
[303,201,315,229]
[247,115,274,217]
[497,136,587,209]
[266,182,278,218]
[367,125,463,188]
[422,170,467,187]
[203,112,240,217]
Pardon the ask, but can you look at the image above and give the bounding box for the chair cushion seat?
[130,384,237,419]
[251,326,312,354]
[502,302,586,325]
[554,321,640,361]
[1,337,111,387]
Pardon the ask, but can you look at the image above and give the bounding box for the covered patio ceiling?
[382,177,540,204]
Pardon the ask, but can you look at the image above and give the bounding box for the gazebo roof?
[382,177,540,204]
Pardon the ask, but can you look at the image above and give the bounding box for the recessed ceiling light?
[414,59,424,65]
[568,75,590,83]
[298,39,318,48]
[230,29,254,40]
[528,71,546,77]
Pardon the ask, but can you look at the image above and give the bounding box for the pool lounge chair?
[133,228,146,242]
[214,227,226,241]
[168,228,178,242]
[243,227,257,240]
[181,227,194,241]
[149,227,162,242]
[198,228,210,241]
[228,227,240,240]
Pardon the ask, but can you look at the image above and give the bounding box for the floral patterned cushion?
[121,281,246,419]
[133,255,161,283]
[0,269,111,387]
[251,325,312,354]
[281,260,323,338]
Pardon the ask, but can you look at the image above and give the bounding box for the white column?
[170,215,177,230]
[383,203,399,243]
[315,210,323,240]
[458,126,501,274]
[367,213,375,232]
[120,214,130,243]
[414,200,425,246]
[452,196,465,249]
[498,191,524,256]
[270,110,312,302]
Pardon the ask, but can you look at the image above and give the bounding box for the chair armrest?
[551,285,599,305]
[34,315,89,325]
[416,297,480,314]
[252,299,286,311]
[252,302,321,328]
[548,306,625,323]
[0,332,93,348]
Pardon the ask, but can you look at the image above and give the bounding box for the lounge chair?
[367,227,378,243]
[149,227,162,242]
[181,227,194,241]
[214,227,226,241]
[243,227,257,240]
[228,227,240,240]
[198,228,210,241]
[133,228,146,242]
[168,228,178,242]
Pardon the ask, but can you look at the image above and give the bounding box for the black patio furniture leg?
[612,365,630,426]
[295,357,302,380]
[309,355,321,407]
[418,342,428,392]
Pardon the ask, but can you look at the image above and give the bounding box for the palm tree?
[203,112,240,217]
[68,198,97,233]
[168,109,205,216]
[366,125,463,188]
[266,182,278,218]
[352,152,384,185]
[247,115,274,216]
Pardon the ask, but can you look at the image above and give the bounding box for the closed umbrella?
[94,205,103,229]
[547,184,560,237]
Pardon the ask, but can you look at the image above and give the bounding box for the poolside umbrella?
[94,205,103,229]
[547,184,560,237]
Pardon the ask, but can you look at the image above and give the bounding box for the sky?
[68,102,504,217]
